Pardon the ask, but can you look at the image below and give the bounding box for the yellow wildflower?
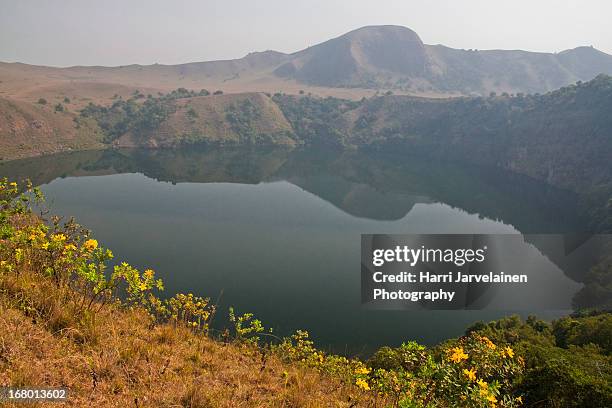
[143,269,155,279]
[51,233,67,242]
[463,367,477,381]
[505,346,514,358]
[83,239,98,251]
[64,244,77,252]
[477,379,488,389]
[515,396,523,404]
[487,394,497,407]
[449,346,468,363]
[355,366,371,375]
[41,242,49,250]
[482,336,496,349]
[9,182,17,188]
[355,378,370,391]
[138,282,148,291]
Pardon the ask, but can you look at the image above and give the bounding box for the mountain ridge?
[3,25,612,98]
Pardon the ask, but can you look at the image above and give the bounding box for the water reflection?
[0,147,601,351]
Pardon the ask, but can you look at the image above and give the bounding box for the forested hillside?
[2,76,610,230]
[273,75,612,230]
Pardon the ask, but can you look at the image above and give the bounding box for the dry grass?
[0,270,384,407]
[0,97,105,160]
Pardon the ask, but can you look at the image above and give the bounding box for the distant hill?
[2,25,612,99]
[274,26,430,87]
[275,25,612,94]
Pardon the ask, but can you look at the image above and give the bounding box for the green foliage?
[276,330,524,407]
[369,341,429,372]
[228,307,270,344]
[54,103,64,112]
[225,99,260,140]
[151,293,215,333]
[466,314,612,407]
[520,344,611,407]
[573,257,612,311]
[272,94,359,146]
[78,88,212,142]
[37,98,47,105]
[186,107,199,120]
[552,313,612,354]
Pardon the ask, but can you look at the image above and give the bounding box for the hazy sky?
[1,0,611,67]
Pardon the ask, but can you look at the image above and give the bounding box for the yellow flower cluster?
[51,233,67,243]
[355,378,370,390]
[355,366,371,375]
[463,367,477,381]
[449,346,468,363]
[83,239,98,251]
[481,336,497,349]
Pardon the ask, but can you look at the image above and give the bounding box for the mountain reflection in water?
[0,147,597,352]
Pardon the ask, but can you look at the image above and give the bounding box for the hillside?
[273,75,612,193]
[348,75,612,193]
[1,76,610,231]
[2,25,612,100]
[277,26,612,94]
[0,97,104,160]
[274,26,430,88]
[112,92,295,148]
[2,76,611,192]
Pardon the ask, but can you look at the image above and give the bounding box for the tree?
[186,107,199,119]
[37,98,47,105]
[54,103,65,112]
[213,90,223,95]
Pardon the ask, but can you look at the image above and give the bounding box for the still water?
[0,147,588,354]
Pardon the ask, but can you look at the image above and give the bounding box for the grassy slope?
[114,93,295,148]
[0,97,104,161]
[0,270,378,407]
